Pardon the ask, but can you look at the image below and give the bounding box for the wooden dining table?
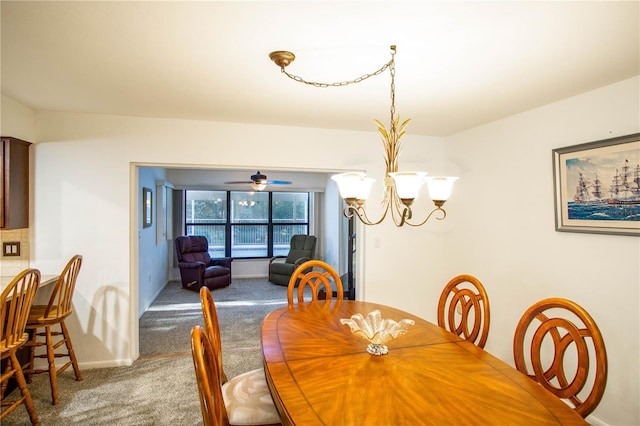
[261,300,587,425]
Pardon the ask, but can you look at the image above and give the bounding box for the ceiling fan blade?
[267,180,292,185]
[224,181,254,184]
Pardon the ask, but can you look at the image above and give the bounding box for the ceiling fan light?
[251,182,267,191]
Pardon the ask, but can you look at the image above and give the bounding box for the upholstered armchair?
[175,236,233,291]
[268,235,317,286]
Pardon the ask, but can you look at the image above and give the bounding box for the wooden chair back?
[1,269,41,350]
[43,255,82,320]
[437,274,490,348]
[199,287,228,384]
[191,325,228,426]
[513,297,607,418]
[287,260,343,306]
[0,268,41,424]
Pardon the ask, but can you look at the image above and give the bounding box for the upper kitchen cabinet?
[1,137,31,229]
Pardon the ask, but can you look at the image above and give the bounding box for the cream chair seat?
[221,368,281,425]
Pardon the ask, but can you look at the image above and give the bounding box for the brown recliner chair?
[175,236,233,292]
[268,235,317,286]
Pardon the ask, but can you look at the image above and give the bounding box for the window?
[185,190,310,258]
[185,190,226,257]
[272,192,310,256]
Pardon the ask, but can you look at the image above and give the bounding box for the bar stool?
[25,255,83,405]
[0,268,41,425]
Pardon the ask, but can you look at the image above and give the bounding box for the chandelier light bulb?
[331,172,366,200]
[388,172,427,201]
[357,178,376,201]
[424,176,458,201]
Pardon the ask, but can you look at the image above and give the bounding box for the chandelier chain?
[388,47,397,152]
[280,64,390,87]
[389,48,396,122]
[279,49,394,88]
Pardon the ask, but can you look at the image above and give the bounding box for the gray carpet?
[2,278,290,425]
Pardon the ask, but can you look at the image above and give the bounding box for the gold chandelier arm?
[343,205,388,226]
[344,202,446,227]
[343,193,392,226]
[388,189,411,226]
[402,206,447,227]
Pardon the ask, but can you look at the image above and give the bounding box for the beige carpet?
[2,278,289,425]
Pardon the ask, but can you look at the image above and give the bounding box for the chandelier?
[269,45,457,227]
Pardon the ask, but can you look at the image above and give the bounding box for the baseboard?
[168,274,269,281]
[586,414,609,426]
[234,274,268,279]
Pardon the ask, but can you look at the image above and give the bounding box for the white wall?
[138,167,170,316]
[1,95,36,140]
[323,177,344,273]
[444,76,640,425]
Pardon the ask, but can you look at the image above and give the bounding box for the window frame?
[184,190,310,259]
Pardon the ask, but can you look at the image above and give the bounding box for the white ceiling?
[2,1,638,138]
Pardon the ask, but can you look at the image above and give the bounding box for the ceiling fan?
[224,171,292,191]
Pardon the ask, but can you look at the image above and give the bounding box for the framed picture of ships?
[553,133,640,236]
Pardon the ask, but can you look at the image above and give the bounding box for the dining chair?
[0,268,41,425]
[24,254,83,405]
[200,287,229,384]
[513,297,607,418]
[287,260,343,306]
[191,325,282,426]
[437,274,490,348]
[198,288,281,426]
[191,325,226,426]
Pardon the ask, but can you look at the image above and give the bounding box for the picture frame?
[143,187,153,228]
[552,133,640,236]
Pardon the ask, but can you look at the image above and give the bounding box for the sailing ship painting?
[607,159,640,205]
[565,148,640,222]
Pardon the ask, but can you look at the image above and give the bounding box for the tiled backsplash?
[0,228,30,277]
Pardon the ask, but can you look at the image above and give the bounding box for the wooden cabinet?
[1,137,31,229]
